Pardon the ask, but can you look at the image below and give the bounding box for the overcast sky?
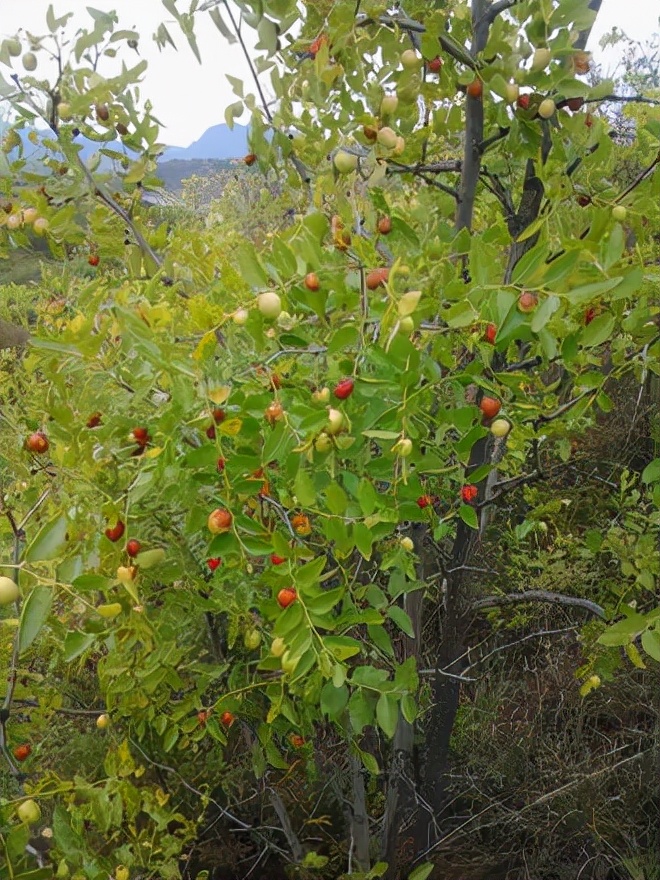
[1,1,658,146]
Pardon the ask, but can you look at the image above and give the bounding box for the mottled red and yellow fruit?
[289,734,305,748]
[461,484,478,504]
[25,431,49,454]
[304,272,320,291]
[220,711,235,727]
[377,216,392,235]
[479,397,501,419]
[291,514,312,536]
[466,79,483,99]
[244,153,257,166]
[208,508,232,534]
[265,401,285,425]
[366,267,389,290]
[277,587,297,608]
[518,291,538,313]
[13,744,31,761]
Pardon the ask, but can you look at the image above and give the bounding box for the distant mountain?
[1,121,249,166]
[162,124,249,161]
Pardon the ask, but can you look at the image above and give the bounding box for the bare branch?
[472,589,605,619]
[268,788,305,862]
[355,13,478,69]
[484,0,520,25]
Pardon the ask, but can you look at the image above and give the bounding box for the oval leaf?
[25,515,68,562]
[18,586,52,654]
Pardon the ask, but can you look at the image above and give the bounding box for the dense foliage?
[1,2,659,879]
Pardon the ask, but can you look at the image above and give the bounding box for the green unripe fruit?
[271,637,286,657]
[333,151,358,174]
[490,419,511,438]
[611,205,627,222]
[377,127,398,149]
[380,94,398,116]
[22,52,37,72]
[257,291,282,319]
[538,98,555,119]
[17,799,41,825]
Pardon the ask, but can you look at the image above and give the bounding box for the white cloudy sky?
[1,0,659,146]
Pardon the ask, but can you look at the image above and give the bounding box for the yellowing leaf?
[219,418,242,436]
[207,384,231,404]
[192,331,218,361]
[144,446,163,459]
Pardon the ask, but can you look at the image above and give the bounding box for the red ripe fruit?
[416,495,434,509]
[479,397,501,419]
[577,195,591,207]
[377,216,392,235]
[86,412,102,428]
[584,308,596,325]
[289,734,305,748]
[304,272,320,291]
[271,554,286,565]
[517,94,530,110]
[484,323,497,344]
[88,254,100,267]
[216,457,226,473]
[13,744,31,761]
[126,539,141,558]
[207,557,222,571]
[427,56,443,73]
[333,378,354,400]
[197,709,211,727]
[277,587,297,608]
[466,79,483,99]
[212,408,226,424]
[244,153,257,166]
[105,520,125,542]
[206,424,216,440]
[461,484,478,504]
[585,113,593,128]
[131,427,149,446]
[25,431,49,454]
[220,711,235,727]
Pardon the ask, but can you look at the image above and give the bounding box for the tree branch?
[472,590,605,619]
[355,13,477,69]
[484,0,520,25]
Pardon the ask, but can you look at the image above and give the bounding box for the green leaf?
[408,863,434,880]
[353,522,374,560]
[388,606,414,638]
[325,482,348,515]
[376,693,398,738]
[320,681,349,718]
[530,294,560,333]
[323,635,362,660]
[18,586,52,654]
[401,694,417,724]
[641,628,660,662]
[641,459,660,485]
[581,312,615,348]
[63,630,96,662]
[72,574,114,591]
[459,504,479,529]
[357,479,378,516]
[306,588,344,615]
[24,515,67,562]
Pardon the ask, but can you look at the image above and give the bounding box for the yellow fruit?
[326,408,344,435]
[538,98,555,119]
[392,437,413,457]
[393,136,406,156]
[400,537,414,552]
[233,308,249,325]
[377,127,398,149]
[257,292,282,319]
[505,82,519,103]
[531,47,551,71]
[398,316,414,335]
[97,603,122,619]
[281,651,298,674]
[401,49,422,69]
[490,419,511,438]
[22,207,38,224]
[315,432,333,453]
[0,576,20,605]
[33,217,49,235]
[96,713,110,729]
[271,637,286,657]
[116,566,136,584]
[116,868,130,880]
[58,102,72,121]
[380,94,398,116]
